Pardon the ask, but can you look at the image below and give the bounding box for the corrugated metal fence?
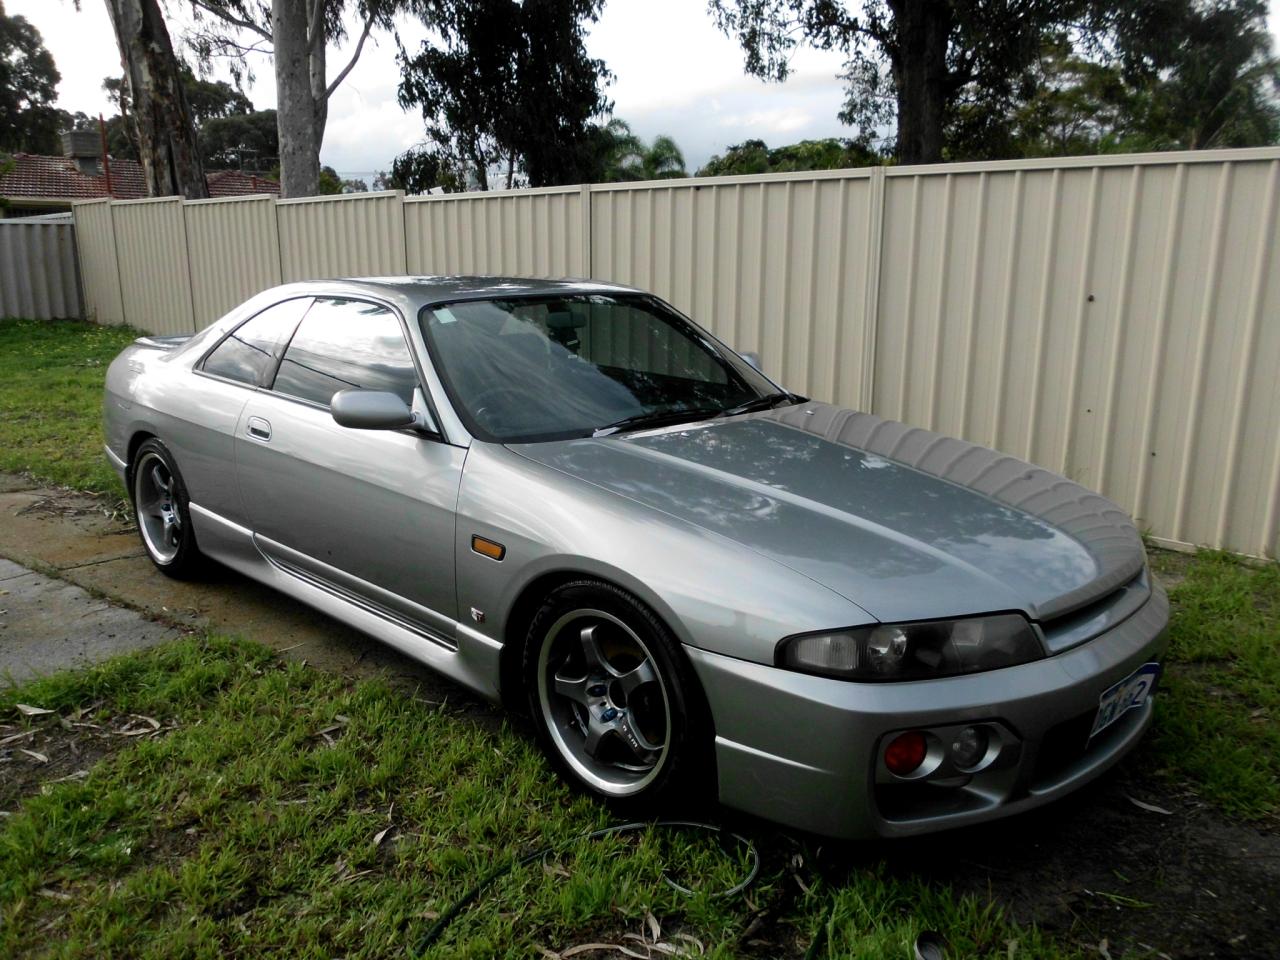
[71,146,1280,558]
[0,217,83,319]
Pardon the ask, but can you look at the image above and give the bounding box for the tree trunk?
[103,0,208,199]
[272,0,321,197]
[888,0,953,165]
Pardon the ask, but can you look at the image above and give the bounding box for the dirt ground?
[2,474,1277,959]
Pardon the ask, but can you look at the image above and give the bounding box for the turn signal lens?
[470,535,506,561]
[884,730,928,776]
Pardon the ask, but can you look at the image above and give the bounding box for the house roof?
[0,153,279,202]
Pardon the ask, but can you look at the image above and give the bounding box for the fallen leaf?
[541,861,570,879]
[560,944,625,958]
[672,933,705,954]
[20,749,49,764]
[37,888,71,901]
[1097,938,1113,960]
[0,731,34,747]
[646,912,661,943]
[14,704,53,717]
[373,826,394,846]
[1125,795,1173,816]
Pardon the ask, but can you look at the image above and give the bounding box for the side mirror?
[331,390,426,431]
[739,351,763,373]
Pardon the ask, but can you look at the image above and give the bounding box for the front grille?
[1039,570,1150,654]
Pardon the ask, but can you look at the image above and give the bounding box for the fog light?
[884,730,928,776]
[950,725,988,769]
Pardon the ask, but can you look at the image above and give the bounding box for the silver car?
[103,277,1168,838]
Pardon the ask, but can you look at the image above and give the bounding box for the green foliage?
[586,119,688,182]
[698,137,880,177]
[0,3,62,154]
[0,318,139,495]
[396,0,612,190]
[103,68,276,170]
[710,0,1280,164]
[198,109,278,169]
[318,165,343,195]
[950,3,1280,160]
[387,146,467,194]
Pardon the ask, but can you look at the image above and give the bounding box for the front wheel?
[523,581,711,810]
[131,438,204,579]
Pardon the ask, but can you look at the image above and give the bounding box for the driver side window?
[270,298,418,407]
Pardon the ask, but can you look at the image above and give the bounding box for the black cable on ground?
[410,819,760,957]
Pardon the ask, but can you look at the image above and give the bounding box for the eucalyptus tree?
[395,0,611,191]
[104,0,208,198]
[0,2,63,154]
[185,0,427,196]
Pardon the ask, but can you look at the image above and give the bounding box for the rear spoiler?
[134,334,193,350]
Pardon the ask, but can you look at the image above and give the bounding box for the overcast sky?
[9,0,1280,182]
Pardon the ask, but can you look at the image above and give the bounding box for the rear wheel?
[523,581,710,810]
[131,438,203,578]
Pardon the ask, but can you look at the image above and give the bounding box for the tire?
[522,580,712,813]
[130,438,204,579]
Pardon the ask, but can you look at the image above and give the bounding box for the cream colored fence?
[71,146,1280,557]
[0,216,83,319]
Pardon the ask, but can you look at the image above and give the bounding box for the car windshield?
[419,293,780,442]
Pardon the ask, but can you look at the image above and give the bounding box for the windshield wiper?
[592,406,724,437]
[715,391,799,418]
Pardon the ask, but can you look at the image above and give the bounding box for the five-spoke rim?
[134,452,181,564]
[537,608,672,796]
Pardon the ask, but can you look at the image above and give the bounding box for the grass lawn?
[1146,550,1280,819]
[0,318,139,496]
[0,638,1078,959]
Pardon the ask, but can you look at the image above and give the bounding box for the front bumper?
[687,582,1169,839]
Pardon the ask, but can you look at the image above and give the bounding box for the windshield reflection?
[420,294,775,442]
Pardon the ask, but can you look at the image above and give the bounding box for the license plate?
[1091,662,1161,738]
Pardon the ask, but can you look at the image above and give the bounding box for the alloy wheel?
[536,608,672,797]
[134,452,182,564]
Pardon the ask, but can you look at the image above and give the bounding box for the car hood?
[507,402,1146,624]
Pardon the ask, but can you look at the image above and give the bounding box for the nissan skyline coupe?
[103,276,1168,839]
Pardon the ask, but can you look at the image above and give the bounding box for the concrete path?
[0,557,177,684]
[0,475,494,713]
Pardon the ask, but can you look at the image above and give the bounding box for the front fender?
[454,442,871,665]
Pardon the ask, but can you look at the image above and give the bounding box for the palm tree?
[599,119,687,181]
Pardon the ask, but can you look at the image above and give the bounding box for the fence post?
[859,166,887,413]
[579,183,592,278]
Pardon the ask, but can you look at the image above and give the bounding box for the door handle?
[247,416,272,441]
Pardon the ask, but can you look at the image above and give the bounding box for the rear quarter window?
[202,298,311,385]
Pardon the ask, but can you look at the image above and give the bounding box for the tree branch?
[323,13,375,101]
[189,0,271,41]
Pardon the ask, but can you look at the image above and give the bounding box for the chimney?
[61,129,102,175]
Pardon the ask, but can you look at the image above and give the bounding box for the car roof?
[280,275,643,307]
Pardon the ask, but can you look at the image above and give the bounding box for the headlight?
[776,613,1044,681]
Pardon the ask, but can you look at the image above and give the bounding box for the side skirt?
[187,502,503,702]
